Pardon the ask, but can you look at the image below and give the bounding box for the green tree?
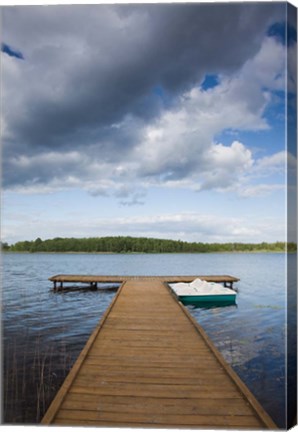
[1,242,10,251]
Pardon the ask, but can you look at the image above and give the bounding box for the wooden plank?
[97,327,198,337]
[53,418,261,428]
[70,383,243,399]
[84,355,224,368]
[76,373,230,386]
[53,419,260,430]
[99,322,192,331]
[61,393,255,416]
[77,364,226,377]
[96,328,201,338]
[90,341,212,353]
[87,351,214,363]
[55,409,262,427]
[92,339,212,349]
[49,274,240,284]
[84,353,222,370]
[72,378,240,397]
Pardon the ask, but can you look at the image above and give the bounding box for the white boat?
[170,278,237,305]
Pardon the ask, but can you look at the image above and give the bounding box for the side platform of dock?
[42,276,276,429]
[49,274,239,290]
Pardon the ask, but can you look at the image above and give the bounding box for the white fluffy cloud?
[2,210,285,244]
[127,36,286,195]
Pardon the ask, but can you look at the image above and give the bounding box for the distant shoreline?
[2,250,291,254]
[2,236,295,254]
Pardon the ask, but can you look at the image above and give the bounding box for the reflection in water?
[2,252,288,426]
[2,264,117,423]
[186,301,237,309]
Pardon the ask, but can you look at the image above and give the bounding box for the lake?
[1,252,293,426]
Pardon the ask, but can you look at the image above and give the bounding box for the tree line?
[1,236,296,253]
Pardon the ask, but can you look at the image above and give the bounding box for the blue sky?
[1,2,297,244]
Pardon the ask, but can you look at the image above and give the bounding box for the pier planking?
[42,276,277,429]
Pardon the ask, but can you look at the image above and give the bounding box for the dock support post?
[53,281,57,291]
[90,282,97,290]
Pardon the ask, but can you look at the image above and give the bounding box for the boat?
[169,278,237,306]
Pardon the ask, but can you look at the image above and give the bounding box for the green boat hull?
[179,294,236,306]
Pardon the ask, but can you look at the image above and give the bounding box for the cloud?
[198,141,253,191]
[132,35,285,192]
[2,3,287,200]
[238,184,284,198]
[1,209,285,244]
[119,191,146,207]
[254,151,286,174]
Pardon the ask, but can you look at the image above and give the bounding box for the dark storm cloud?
[2,2,284,189]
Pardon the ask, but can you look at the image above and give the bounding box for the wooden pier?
[49,274,239,290]
[42,276,277,429]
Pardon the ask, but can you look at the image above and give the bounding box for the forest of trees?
[1,236,296,253]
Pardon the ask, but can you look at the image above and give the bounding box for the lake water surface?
[1,252,291,426]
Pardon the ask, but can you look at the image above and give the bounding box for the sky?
[1,2,297,244]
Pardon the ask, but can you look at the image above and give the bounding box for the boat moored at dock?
[170,278,237,306]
